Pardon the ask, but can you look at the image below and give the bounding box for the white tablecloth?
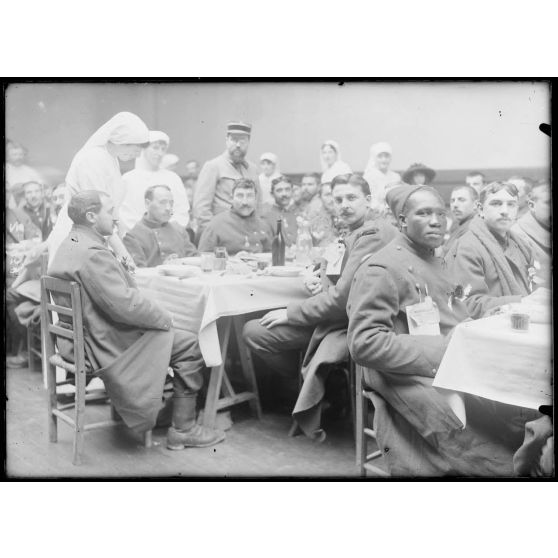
[433,314,552,416]
[135,269,309,367]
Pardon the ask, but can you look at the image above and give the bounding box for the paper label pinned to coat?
[406,296,441,335]
[325,242,346,276]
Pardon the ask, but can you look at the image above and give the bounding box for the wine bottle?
[271,219,286,266]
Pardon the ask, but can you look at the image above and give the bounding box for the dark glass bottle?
[271,219,286,266]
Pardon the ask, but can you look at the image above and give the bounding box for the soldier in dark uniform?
[49,190,224,449]
[243,174,397,437]
[347,184,538,476]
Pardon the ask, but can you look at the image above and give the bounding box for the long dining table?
[134,267,310,427]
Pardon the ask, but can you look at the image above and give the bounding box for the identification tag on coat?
[325,242,346,276]
[406,296,441,336]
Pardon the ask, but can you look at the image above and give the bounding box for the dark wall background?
[6,81,550,204]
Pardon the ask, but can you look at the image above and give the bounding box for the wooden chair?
[355,364,389,477]
[26,254,49,371]
[41,275,152,466]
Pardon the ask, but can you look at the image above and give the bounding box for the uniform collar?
[230,207,256,220]
[399,232,437,259]
[224,151,249,170]
[71,223,108,246]
[141,214,168,229]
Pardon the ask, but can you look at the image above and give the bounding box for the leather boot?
[166,394,226,450]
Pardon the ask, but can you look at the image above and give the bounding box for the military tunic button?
[396,246,401,250]
[432,368,436,374]
[408,266,413,272]
[384,447,390,453]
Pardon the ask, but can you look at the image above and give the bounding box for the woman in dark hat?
[402,162,436,186]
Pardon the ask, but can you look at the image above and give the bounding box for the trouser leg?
[169,329,204,396]
[242,319,314,377]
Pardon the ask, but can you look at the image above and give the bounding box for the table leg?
[202,318,232,428]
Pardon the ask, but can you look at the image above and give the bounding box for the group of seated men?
[39,164,552,476]
[6,121,552,476]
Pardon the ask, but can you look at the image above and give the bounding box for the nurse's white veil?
[83,112,149,148]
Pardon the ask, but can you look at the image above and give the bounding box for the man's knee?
[243,319,280,354]
[172,328,202,360]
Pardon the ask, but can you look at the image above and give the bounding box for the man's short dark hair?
[301,173,319,184]
[144,184,172,201]
[68,190,107,226]
[466,171,485,180]
[270,175,292,192]
[331,173,371,196]
[451,184,479,201]
[479,181,519,205]
[232,178,257,194]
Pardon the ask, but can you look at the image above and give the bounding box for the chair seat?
[49,353,77,374]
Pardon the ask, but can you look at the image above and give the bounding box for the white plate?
[267,266,303,277]
[157,264,203,278]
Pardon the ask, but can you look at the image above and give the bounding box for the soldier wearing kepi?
[193,121,260,238]
[346,184,527,476]
[48,190,225,450]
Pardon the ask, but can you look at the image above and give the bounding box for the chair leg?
[354,366,366,475]
[73,368,87,466]
[27,326,35,371]
[143,430,153,448]
[47,363,58,443]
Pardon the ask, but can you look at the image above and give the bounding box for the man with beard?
[443,184,478,255]
[123,185,198,267]
[262,175,298,246]
[193,122,260,238]
[49,190,225,449]
[243,174,396,437]
[198,179,273,255]
[293,173,323,220]
[346,184,538,476]
[445,181,536,320]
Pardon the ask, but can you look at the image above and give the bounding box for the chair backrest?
[40,276,86,378]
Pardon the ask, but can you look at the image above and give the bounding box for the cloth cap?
[385,184,423,218]
[370,142,393,156]
[148,131,170,145]
[260,152,277,164]
[227,121,252,135]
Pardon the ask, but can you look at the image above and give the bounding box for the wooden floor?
[6,363,367,478]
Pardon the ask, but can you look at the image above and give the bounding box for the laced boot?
[166,393,225,450]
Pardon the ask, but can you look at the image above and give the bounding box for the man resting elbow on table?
[123,185,198,268]
[346,184,532,477]
[48,191,224,450]
[243,174,396,437]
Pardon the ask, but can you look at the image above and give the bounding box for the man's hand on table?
[259,308,289,328]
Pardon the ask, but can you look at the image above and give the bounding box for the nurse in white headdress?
[320,140,352,184]
[363,142,401,212]
[46,112,150,265]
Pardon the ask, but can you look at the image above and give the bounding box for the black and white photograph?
[4,80,552,479]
